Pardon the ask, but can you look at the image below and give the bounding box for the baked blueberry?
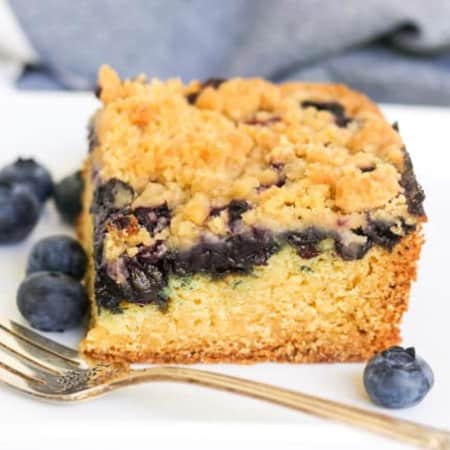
[301,100,351,127]
[0,158,53,202]
[54,171,84,224]
[126,259,165,301]
[26,235,87,280]
[110,214,132,230]
[134,203,170,234]
[99,252,167,307]
[400,150,425,217]
[92,178,134,214]
[285,228,328,259]
[202,78,226,89]
[0,181,40,244]
[363,346,434,409]
[186,78,226,104]
[17,272,88,331]
[335,238,372,260]
[364,220,402,251]
[88,116,99,152]
[244,116,281,126]
[228,200,251,223]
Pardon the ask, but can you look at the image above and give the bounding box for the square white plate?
[0,91,448,450]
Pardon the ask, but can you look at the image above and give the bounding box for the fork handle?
[115,366,449,449]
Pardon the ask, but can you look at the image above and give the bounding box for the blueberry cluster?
[0,157,88,331]
[17,236,88,332]
[0,157,85,244]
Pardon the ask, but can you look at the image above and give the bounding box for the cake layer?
[81,231,422,363]
[79,66,426,363]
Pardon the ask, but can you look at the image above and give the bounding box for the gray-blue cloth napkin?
[9,0,450,105]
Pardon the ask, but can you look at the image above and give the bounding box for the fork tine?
[0,327,69,374]
[0,348,62,399]
[0,347,52,385]
[0,317,84,366]
[0,362,44,397]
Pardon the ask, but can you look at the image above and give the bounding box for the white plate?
[0,91,448,450]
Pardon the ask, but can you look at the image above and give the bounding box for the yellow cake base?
[80,229,422,364]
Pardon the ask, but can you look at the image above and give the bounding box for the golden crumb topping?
[89,66,421,249]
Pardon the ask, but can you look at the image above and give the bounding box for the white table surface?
[0,90,448,450]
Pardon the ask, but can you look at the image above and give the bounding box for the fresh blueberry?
[17,272,88,332]
[54,171,84,224]
[363,346,434,409]
[0,158,53,202]
[0,181,40,244]
[26,235,87,280]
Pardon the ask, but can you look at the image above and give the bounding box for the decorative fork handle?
[110,366,450,449]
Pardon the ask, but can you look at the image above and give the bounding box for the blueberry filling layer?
[301,100,352,127]
[91,179,419,312]
[171,229,279,277]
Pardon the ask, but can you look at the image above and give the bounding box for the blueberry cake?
[79,66,425,363]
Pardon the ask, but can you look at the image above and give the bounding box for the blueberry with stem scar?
[364,346,434,409]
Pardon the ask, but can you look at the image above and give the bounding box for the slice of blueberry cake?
[79,66,426,363]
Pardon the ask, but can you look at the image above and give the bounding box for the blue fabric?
[8,0,450,105]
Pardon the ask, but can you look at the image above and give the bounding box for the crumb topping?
[90,66,424,251]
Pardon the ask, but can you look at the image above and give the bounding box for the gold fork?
[0,317,448,450]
